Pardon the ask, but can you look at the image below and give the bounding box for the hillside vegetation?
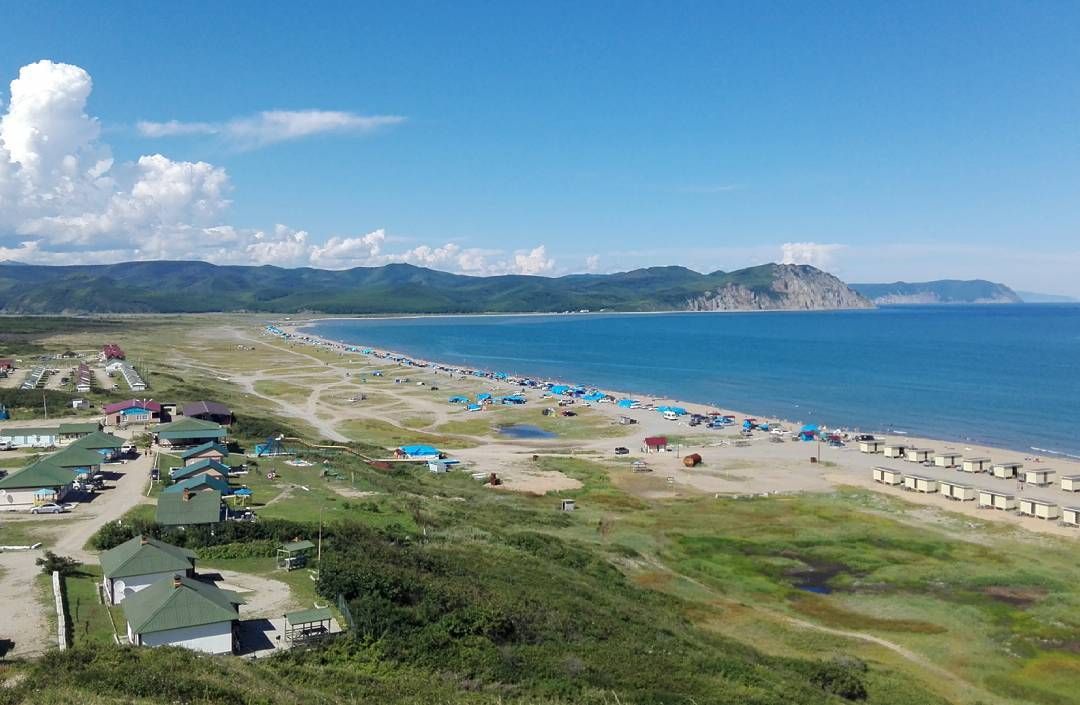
[850,280,1021,305]
[0,261,871,314]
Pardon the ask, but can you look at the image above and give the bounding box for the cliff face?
[685,264,873,311]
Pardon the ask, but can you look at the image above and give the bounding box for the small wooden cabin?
[992,462,1023,479]
[961,457,991,473]
[933,452,963,468]
[859,440,884,454]
[978,490,1017,511]
[1060,475,1080,492]
[872,467,903,486]
[905,448,934,463]
[1023,468,1055,487]
[1063,507,1080,527]
[883,444,908,459]
[903,474,938,493]
[1019,497,1060,520]
[940,480,976,502]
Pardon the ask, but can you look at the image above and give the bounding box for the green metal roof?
[285,607,331,625]
[122,575,242,635]
[48,446,106,468]
[281,540,315,553]
[57,422,101,435]
[100,535,196,580]
[70,430,125,450]
[155,489,223,526]
[156,418,226,441]
[180,442,228,460]
[0,459,72,490]
[0,426,58,437]
[170,459,230,482]
[163,474,230,495]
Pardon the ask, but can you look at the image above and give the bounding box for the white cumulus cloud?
[0,59,558,276]
[137,109,405,150]
[780,242,846,271]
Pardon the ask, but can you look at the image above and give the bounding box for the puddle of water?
[497,424,557,439]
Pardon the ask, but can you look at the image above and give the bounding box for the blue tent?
[616,399,636,408]
[550,384,570,395]
[801,424,819,433]
[448,395,469,404]
[583,392,605,402]
[500,394,526,405]
[466,403,483,412]
[477,393,493,401]
[494,372,508,380]
[398,444,440,458]
[233,487,253,496]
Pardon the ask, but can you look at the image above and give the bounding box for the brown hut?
[683,453,702,468]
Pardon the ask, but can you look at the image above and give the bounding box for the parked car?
[30,503,69,515]
[614,447,630,455]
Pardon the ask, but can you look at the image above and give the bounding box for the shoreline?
[280,320,1079,464]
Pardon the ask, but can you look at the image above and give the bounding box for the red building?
[102,343,125,361]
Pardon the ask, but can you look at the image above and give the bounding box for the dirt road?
[0,448,153,657]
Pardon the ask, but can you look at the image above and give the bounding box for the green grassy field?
[63,566,119,647]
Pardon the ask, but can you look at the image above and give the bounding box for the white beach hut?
[1019,497,1060,520]
[1060,475,1080,492]
[991,462,1023,479]
[1023,468,1055,487]
[978,489,1017,511]
[903,474,938,493]
[905,448,934,463]
[933,452,963,468]
[961,457,991,473]
[940,480,976,502]
[859,440,884,454]
[1063,507,1080,527]
[883,444,908,459]
[872,467,903,486]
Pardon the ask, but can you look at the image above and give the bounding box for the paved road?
[0,447,153,657]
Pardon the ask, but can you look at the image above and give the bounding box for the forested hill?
[850,279,1022,305]
[0,260,872,314]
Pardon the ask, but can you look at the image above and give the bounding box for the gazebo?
[282,607,332,644]
[276,540,315,570]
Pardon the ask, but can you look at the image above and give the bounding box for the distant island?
[1015,290,1078,303]
[850,279,1022,305]
[0,260,872,314]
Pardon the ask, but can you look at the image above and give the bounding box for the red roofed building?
[0,359,13,372]
[643,436,668,452]
[102,343,126,361]
[103,399,164,426]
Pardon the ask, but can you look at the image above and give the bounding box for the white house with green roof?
[122,574,242,654]
[0,426,60,448]
[0,459,74,510]
[100,535,197,604]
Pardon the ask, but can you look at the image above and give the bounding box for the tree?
[36,551,82,576]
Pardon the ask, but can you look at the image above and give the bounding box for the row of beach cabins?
[864,439,1080,527]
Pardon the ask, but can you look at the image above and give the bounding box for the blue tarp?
[550,384,570,395]
[448,396,469,404]
[801,424,819,433]
[466,404,482,412]
[583,392,605,402]
[616,399,636,408]
[233,488,253,496]
[657,406,688,416]
[399,444,440,457]
[477,393,492,401]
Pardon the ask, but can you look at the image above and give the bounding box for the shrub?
[808,656,869,701]
[36,551,82,576]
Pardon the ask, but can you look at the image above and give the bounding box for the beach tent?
[448,396,469,404]
[801,424,819,433]
[466,403,483,412]
[500,394,526,405]
[550,385,570,395]
[582,392,605,402]
[616,399,635,409]
[494,372,508,380]
[397,445,441,459]
[477,393,493,402]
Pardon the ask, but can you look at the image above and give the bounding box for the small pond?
[497,424,557,439]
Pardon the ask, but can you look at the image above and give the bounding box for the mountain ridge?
[0,260,872,314]
[850,279,1022,305]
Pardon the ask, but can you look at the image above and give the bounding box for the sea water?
[304,305,1080,456]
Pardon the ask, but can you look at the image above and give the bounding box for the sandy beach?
[265,319,1080,541]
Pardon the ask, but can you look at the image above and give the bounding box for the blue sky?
[1,1,1078,293]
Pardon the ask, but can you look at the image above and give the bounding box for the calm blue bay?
[303,305,1080,457]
